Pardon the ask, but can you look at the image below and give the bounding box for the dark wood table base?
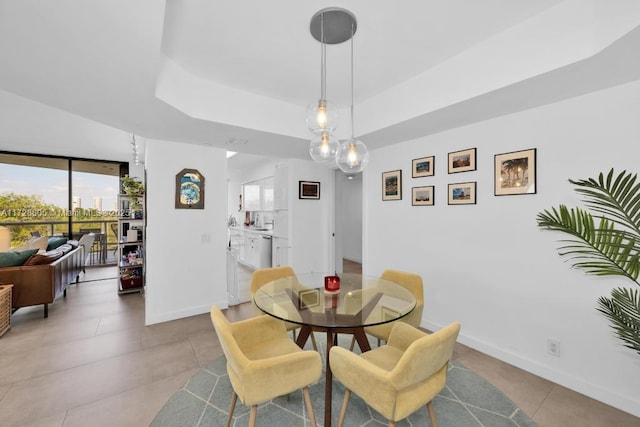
[296,325,371,427]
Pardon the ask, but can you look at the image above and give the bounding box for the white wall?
[145,139,227,324]
[340,175,363,263]
[288,159,333,274]
[363,79,640,417]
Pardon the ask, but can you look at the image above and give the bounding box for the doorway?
[333,170,363,273]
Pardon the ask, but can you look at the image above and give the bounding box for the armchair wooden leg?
[225,392,237,427]
[337,389,351,427]
[302,386,317,427]
[249,405,257,427]
[310,332,318,351]
[388,422,396,427]
[349,336,356,351]
[427,401,438,427]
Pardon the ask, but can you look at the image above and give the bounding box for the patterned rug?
[152,335,537,427]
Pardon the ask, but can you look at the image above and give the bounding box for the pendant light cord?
[320,13,326,99]
[350,22,355,140]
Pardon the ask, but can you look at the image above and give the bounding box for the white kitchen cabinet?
[242,176,274,211]
[242,182,261,211]
[244,234,259,268]
[272,237,289,267]
[239,231,272,269]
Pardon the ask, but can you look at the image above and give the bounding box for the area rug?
[152,335,537,427]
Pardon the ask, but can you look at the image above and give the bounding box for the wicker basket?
[0,284,12,337]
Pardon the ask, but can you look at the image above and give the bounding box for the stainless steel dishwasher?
[258,235,272,268]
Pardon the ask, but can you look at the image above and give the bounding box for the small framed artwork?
[299,181,320,199]
[448,181,477,205]
[382,170,402,201]
[412,156,434,178]
[175,168,205,209]
[494,148,537,196]
[298,289,320,309]
[412,186,434,206]
[448,148,477,174]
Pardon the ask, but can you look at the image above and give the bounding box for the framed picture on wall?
[412,156,434,178]
[448,148,477,174]
[494,148,537,196]
[448,181,476,205]
[412,186,434,206]
[382,170,402,201]
[299,181,320,199]
[175,168,205,209]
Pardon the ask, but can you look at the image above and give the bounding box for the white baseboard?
[422,319,640,418]
[145,299,228,325]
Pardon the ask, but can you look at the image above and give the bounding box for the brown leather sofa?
[0,244,84,318]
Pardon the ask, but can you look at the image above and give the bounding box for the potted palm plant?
[537,169,640,355]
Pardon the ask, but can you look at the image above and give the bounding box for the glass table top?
[253,272,417,329]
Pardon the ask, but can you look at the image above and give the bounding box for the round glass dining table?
[253,272,416,427]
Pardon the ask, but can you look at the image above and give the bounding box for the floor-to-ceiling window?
[0,152,126,266]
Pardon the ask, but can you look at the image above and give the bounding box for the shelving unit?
[117,194,145,294]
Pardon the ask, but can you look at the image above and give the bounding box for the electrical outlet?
[547,338,560,357]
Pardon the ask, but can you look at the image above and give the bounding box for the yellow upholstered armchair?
[210,306,322,427]
[331,321,461,427]
[250,266,318,350]
[350,269,424,350]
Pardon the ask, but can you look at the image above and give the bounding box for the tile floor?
[0,264,638,426]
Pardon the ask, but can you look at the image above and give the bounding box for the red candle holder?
[324,275,340,292]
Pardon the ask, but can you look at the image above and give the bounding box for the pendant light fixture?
[307,12,337,138]
[336,19,369,173]
[307,8,368,171]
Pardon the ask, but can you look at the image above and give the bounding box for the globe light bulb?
[336,138,369,173]
[309,131,339,165]
[306,99,338,134]
[316,101,327,128]
[347,143,358,166]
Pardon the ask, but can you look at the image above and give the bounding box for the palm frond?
[536,206,640,282]
[569,169,640,235]
[540,169,640,356]
[597,287,640,355]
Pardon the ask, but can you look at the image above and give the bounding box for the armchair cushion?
[211,306,322,407]
[365,269,425,342]
[250,266,301,333]
[331,321,461,422]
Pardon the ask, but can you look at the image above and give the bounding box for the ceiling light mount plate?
[310,7,357,44]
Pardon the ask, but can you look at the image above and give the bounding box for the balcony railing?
[0,219,118,266]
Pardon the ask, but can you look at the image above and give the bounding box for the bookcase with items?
[117,194,145,294]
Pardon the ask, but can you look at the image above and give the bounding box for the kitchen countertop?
[229,225,273,236]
